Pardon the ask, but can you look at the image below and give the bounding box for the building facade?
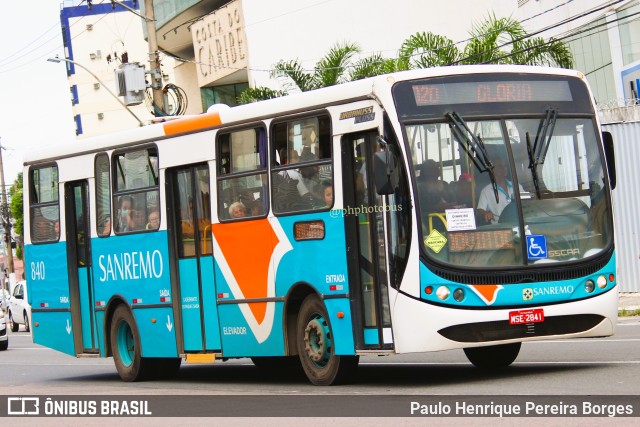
[61,0,175,138]
[61,0,640,128]
[515,0,640,108]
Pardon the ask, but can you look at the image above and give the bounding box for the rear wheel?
[296,295,358,385]
[464,342,521,369]
[110,305,151,381]
[9,313,19,332]
[23,311,30,333]
[0,338,7,351]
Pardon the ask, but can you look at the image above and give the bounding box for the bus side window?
[95,153,111,236]
[217,127,268,221]
[271,115,332,214]
[111,146,160,234]
[29,165,60,243]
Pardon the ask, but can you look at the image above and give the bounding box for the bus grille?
[437,314,605,343]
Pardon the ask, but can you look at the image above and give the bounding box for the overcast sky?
[0,2,77,186]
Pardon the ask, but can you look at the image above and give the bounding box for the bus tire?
[110,305,150,382]
[464,342,521,369]
[296,295,358,385]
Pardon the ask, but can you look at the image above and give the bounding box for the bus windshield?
[406,116,612,268]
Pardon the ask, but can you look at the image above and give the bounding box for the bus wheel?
[110,305,150,381]
[464,342,521,369]
[296,295,358,385]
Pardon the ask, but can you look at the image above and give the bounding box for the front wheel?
[9,313,19,332]
[464,342,521,369]
[0,338,7,351]
[110,305,151,381]
[296,295,358,385]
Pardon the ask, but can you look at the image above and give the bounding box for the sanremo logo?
[523,288,534,301]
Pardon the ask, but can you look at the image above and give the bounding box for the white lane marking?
[360,360,640,365]
[529,338,640,344]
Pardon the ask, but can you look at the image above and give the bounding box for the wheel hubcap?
[116,321,135,367]
[303,313,332,367]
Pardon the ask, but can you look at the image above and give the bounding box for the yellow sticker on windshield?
[425,229,447,253]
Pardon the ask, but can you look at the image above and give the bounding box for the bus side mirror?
[602,131,616,190]
[373,149,399,195]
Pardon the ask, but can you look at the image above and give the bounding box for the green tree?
[271,41,362,92]
[237,87,287,105]
[459,14,573,68]
[349,53,400,81]
[9,172,23,260]
[238,15,573,103]
[398,32,460,69]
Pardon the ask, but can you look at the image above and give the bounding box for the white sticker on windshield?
[445,208,476,231]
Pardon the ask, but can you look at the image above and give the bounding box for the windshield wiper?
[446,111,499,203]
[527,107,558,198]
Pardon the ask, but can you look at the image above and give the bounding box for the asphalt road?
[2,316,639,395]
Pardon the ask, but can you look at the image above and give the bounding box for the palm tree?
[237,15,574,103]
[458,14,573,68]
[398,14,573,69]
[398,32,460,69]
[271,41,361,92]
[237,87,287,105]
[349,53,400,81]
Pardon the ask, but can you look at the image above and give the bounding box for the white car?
[9,280,31,333]
[0,291,8,350]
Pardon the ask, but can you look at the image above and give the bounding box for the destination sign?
[411,80,572,106]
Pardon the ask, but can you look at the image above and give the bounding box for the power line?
[0,1,113,74]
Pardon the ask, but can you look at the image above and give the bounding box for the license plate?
[509,308,544,325]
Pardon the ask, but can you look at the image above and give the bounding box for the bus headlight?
[453,288,465,302]
[436,286,450,300]
[585,280,595,293]
[597,275,607,289]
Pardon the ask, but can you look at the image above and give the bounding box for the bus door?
[64,180,98,354]
[342,132,393,350]
[168,164,221,352]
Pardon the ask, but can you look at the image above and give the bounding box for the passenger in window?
[54,221,60,237]
[300,146,315,162]
[477,157,523,224]
[453,172,474,208]
[32,211,51,241]
[279,148,311,196]
[322,181,333,207]
[147,209,160,230]
[117,196,135,232]
[417,159,453,213]
[102,219,111,236]
[131,210,146,231]
[289,150,300,163]
[229,201,248,219]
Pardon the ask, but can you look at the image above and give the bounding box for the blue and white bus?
[24,65,617,385]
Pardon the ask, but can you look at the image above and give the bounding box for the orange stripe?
[212,219,278,324]
[162,112,221,135]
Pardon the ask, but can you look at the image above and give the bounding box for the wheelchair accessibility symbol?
[527,235,548,260]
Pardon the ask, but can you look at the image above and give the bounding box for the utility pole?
[144,0,165,115]
[0,137,14,275]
